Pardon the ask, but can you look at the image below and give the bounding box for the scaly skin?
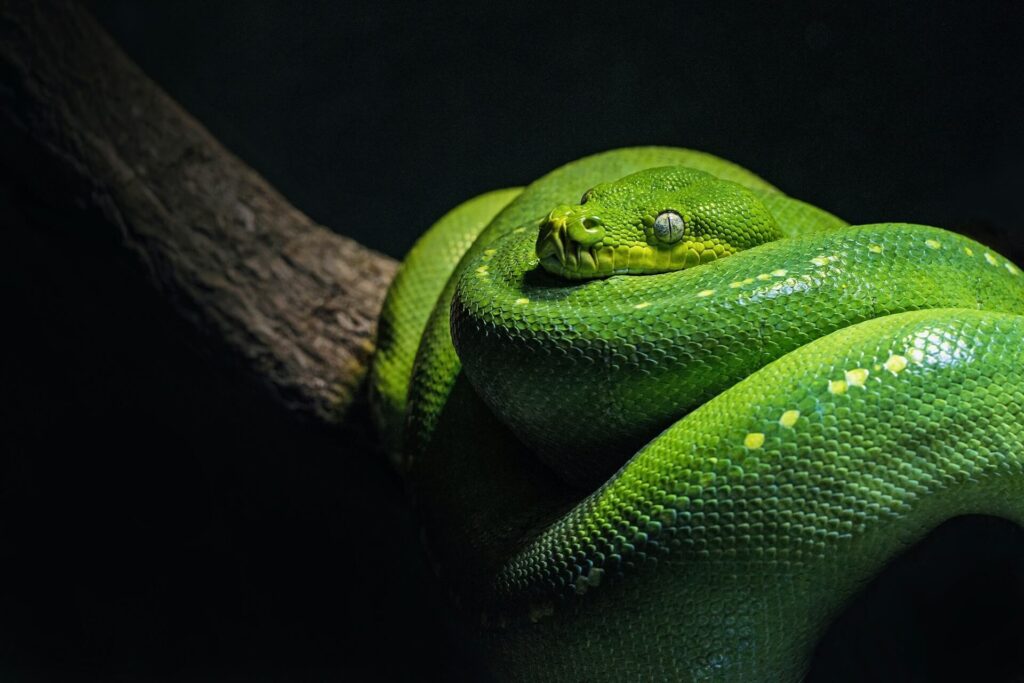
[370,147,1024,680]
[371,187,522,461]
[535,166,783,279]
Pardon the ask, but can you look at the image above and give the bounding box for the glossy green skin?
[371,148,1024,681]
[370,187,522,461]
[535,166,783,279]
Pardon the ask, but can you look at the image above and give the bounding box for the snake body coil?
[370,148,1024,681]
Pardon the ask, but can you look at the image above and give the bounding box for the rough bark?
[0,0,397,425]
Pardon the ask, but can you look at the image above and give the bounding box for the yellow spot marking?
[908,348,925,364]
[729,281,744,288]
[1007,262,1020,275]
[514,298,530,305]
[744,432,765,449]
[483,248,497,257]
[811,256,830,267]
[779,410,800,428]
[868,244,883,254]
[844,368,869,387]
[828,379,848,395]
[512,226,527,234]
[985,252,999,266]
[696,289,715,298]
[756,273,772,281]
[742,277,755,285]
[925,239,942,249]
[964,246,974,256]
[474,266,489,277]
[884,354,908,374]
[771,269,788,277]
[633,302,651,309]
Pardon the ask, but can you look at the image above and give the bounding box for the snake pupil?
[654,210,685,243]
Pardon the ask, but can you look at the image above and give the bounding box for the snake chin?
[539,241,695,279]
[537,220,717,279]
[539,246,613,279]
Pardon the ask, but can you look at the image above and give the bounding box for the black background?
[3,1,1024,680]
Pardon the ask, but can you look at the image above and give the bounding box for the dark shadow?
[520,263,587,295]
[0,179,489,681]
[807,515,1024,683]
[409,371,579,596]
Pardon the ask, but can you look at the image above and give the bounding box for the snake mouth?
[536,217,617,280]
[538,243,614,279]
[537,229,711,279]
[535,208,615,280]
[535,207,723,279]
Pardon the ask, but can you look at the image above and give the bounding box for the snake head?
[536,166,782,279]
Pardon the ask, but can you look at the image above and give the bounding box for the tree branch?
[0,0,397,424]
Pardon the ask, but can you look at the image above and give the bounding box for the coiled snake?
[370,147,1024,681]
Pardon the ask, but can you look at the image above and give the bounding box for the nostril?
[568,218,605,246]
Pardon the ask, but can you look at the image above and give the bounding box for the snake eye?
[653,210,685,243]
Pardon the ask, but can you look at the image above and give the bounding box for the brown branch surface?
[0,0,397,424]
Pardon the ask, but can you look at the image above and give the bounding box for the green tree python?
[369,147,1024,681]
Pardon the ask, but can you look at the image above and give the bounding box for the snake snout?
[568,216,605,246]
[537,207,605,269]
[537,218,567,264]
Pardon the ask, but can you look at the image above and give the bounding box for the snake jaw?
[536,213,652,279]
[539,244,618,280]
[536,221,595,278]
[579,247,597,272]
[537,209,612,279]
[537,217,567,264]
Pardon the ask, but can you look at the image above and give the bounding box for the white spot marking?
[828,379,848,395]
[844,368,869,387]
[884,354,908,374]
